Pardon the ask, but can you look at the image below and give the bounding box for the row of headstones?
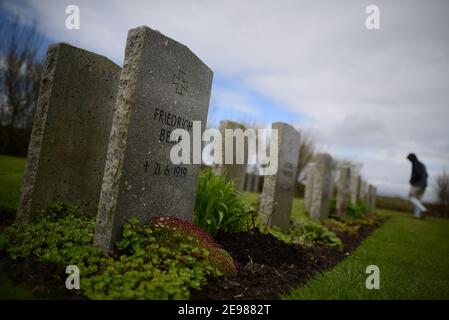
[16,26,213,253]
[304,154,377,220]
[213,120,301,231]
[16,25,297,252]
[16,25,377,252]
[213,120,377,232]
[211,120,265,193]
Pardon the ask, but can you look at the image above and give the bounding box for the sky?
[1,0,448,201]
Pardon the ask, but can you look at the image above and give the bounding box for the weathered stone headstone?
[244,173,250,191]
[329,169,337,198]
[366,184,377,213]
[304,163,316,213]
[259,122,300,231]
[252,174,260,193]
[350,175,362,206]
[257,175,265,193]
[361,180,368,204]
[309,153,333,220]
[366,184,374,212]
[16,43,121,224]
[336,167,351,217]
[213,120,247,190]
[93,26,213,252]
[245,173,254,192]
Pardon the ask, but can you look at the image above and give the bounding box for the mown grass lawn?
[0,155,25,210]
[0,156,34,299]
[285,210,449,300]
[1,155,448,300]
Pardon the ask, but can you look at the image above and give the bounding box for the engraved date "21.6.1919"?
[144,160,187,178]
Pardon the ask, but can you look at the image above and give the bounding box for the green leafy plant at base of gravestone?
[323,218,360,236]
[194,169,251,235]
[243,198,342,248]
[346,212,380,227]
[263,217,342,248]
[84,217,236,299]
[0,202,99,264]
[0,202,235,299]
[329,197,337,215]
[116,216,236,276]
[347,200,366,219]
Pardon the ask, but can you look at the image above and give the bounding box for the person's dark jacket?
[409,155,428,188]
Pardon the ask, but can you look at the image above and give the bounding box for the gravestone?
[309,153,333,220]
[304,163,316,213]
[259,122,300,232]
[368,185,377,212]
[336,167,351,217]
[366,184,374,212]
[245,173,255,192]
[361,180,368,204]
[329,169,337,198]
[213,120,247,191]
[16,43,121,224]
[257,175,265,193]
[351,175,362,206]
[244,173,250,191]
[252,174,260,193]
[93,26,213,252]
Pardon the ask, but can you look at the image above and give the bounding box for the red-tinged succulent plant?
[150,216,237,275]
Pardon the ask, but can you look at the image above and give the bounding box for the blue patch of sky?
[426,162,443,174]
[208,73,306,128]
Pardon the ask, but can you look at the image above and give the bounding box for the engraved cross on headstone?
[144,160,150,173]
[172,69,188,95]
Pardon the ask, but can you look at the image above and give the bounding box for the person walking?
[407,153,428,219]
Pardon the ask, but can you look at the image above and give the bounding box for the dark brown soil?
[0,206,85,299]
[190,218,385,300]
[0,254,86,299]
[0,206,16,227]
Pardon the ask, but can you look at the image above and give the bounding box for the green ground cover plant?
[0,203,235,299]
[347,200,366,219]
[323,218,359,236]
[266,217,343,247]
[244,192,343,247]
